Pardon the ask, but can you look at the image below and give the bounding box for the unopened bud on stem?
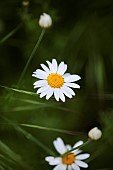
[88,127,102,140]
[22,0,29,7]
[39,13,52,28]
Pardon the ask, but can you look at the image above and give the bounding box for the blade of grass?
[15,98,75,113]
[0,85,36,96]
[17,28,45,86]
[0,164,5,170]
[0,154,14,164]
[0,140,21,162]
[0,23,22,44]
[15,125,55,156]
[0,161,13,170]
[1,116,55,156]
[20,123,85,136]
[0,122,33,169]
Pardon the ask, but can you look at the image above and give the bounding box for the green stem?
[0,23,22,44]
[62,139,91,156]
[0,115,54,156]
[15,126,55,155]
[20,123,85,136]
[17,28,45,86]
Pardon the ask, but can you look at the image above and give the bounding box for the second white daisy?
[45,137,90,170]
[32,59,81,102]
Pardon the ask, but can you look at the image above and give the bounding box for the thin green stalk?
[0,115,55,156]
[0,160,13,170]
[0,140,21,162]
[20,123,85,136]
[0,23,22,44]
[15,125,55,156]
[17,28,45,86]
[0,164,4,170]
[0,154,14,164]
[62,139,91,156]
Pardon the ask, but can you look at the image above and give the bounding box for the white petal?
[53,137,67,154]
[75,160,88,168]
[32,73,39,78]
[45,156,54,162]
[68,165,72,170]
[49,158,61,165]
[76,154,90,160]
[63,73,70,78]
[45,156,61,165]
[61,86,72,99]
[65,75,81,83]
[52,59,58,73]
[57,62,67,75]
[59,89,65,102]
[40,64,50,74]
[63,64,67,74]
[54,88,60,101]
[63,85,75,96]
[53,164,67,170]
[64,83,80,89]
[37,85,49,94]
[33,81,47,88]
[33,69,48,79]
[66,144,72,151]
[73,141,84,149]
[33,80,47,86]
[40,90,48,98]
[71,163,80,170]
[46,88,54,100]
[34,85,43,89]
[46,60,55,73]
[73,149,82,155]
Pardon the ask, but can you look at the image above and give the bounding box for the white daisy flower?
[45,137,90,170]
[32,59,81,102]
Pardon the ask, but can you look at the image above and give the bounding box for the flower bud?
[88,127,102,140]
[22,0,29,6]
[39,13,52,28]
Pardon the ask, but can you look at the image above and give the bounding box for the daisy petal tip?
[52,58,57,62]
[87,153,90,158]
[77,76,81,81]
[62,99,65,102]
[73,92,76,96]
[46,95,51,100]
[54,97,59,102]
[46,97,49,100]
[32,74,35,77]
[40,94,45,98]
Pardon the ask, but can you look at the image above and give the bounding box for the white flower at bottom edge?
[45,137,90,170]
[32,59,81,102]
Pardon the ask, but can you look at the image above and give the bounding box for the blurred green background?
[0,0,113,169]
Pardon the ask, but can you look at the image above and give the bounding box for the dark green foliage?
[0,0,113,169]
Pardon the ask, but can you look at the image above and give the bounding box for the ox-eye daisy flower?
[45,137,90,170]
[32,59,81,102]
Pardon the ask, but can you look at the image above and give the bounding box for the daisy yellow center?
[62,153,76,165]
[47,73,64,88]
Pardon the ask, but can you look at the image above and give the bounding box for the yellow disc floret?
[47,73,64,88]
[62,153,76,165]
